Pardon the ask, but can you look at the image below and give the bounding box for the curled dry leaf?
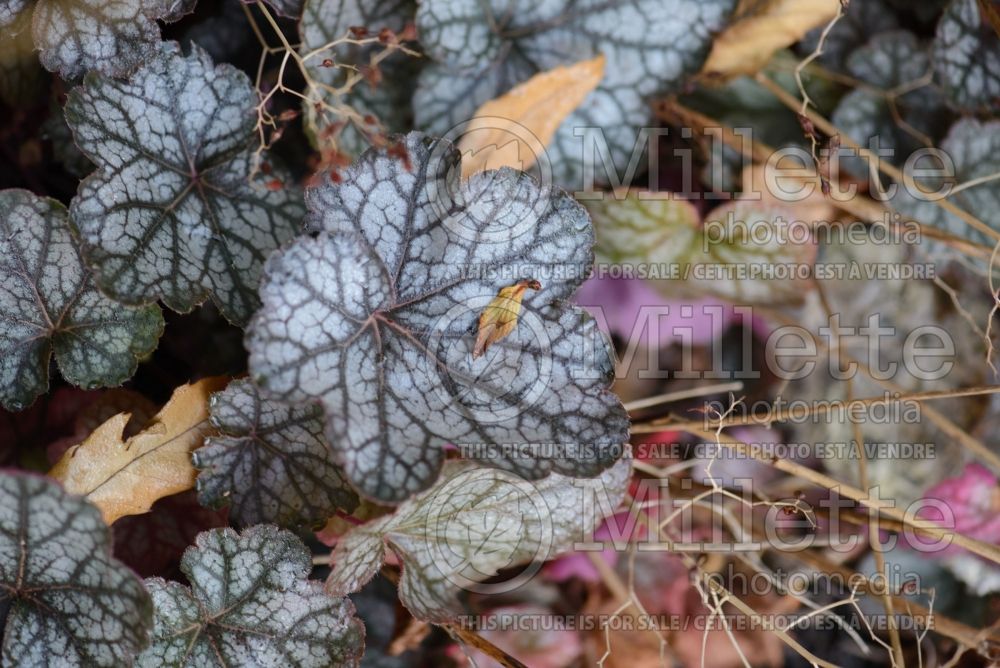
[49,376,229,524]
[700,0,840,78]
[472,279,542,358]
[457,55,606,178]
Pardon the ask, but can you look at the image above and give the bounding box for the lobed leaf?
[0,471,152,666]
[0,189,163,412]
[3,0,196,80]
[788,231,989,505]
[934,0,1000,112]
[65,41,304,326]
[326,457,632,622]
[586,191,817,305]
[831,30,948,178]
[891,118,1000,259]
[246,133,629,503]
[139,525,365,667]
[195,378,360,528]
[413,0,736,187]
[587,191,701,267]
[799,0,899,71]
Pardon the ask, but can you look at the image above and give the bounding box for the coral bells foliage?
[4,0,1000,665]
[0,0,636,655]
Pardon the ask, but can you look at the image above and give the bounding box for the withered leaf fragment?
[472,279,541,358]
[50,376,229,524]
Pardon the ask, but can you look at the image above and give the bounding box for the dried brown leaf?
[700,0,840,79]
[49,377,229,524]
[457,55,605,177]
[472,279,541,358]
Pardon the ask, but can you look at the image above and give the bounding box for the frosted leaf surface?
[934,0,1000,112]
[246,132,629,503]
[0,471,152,666]
[831,30,946,176]
[139,525,365,667]
[892,118,1000,257]
[0,189,163,412]
[65,41,303,326]
[327,457,632,622]
[196,378,360,528]
[2,0,195,79]
[413,0,736,187]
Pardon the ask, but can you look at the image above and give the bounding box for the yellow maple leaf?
[49,376,229,524]
[458,55,605,177]
[473,279,542,359]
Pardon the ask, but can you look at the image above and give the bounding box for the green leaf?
[0,0,195,80]
[139,525,365,667]
[195,378,360,528]
[0,470,153,666]
[65,41,304,326]
[413,0,736,187]
[0,189,163,412]
[327,457,632,622]
[586,191,816,305]
[934,0,1000,112]
[246,133,629,503]
[298,0,419,156]
[587,192,701,267]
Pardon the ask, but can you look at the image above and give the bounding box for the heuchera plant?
[3,0,998,664]
[0,0,651,658]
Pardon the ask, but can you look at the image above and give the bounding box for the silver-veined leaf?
[195,378,360,528]
[934,0,1000,112]
[413,0,736,188]
[0,471,153,666]
[0,189,163,412]
[327,457,631,622]
[1,0,195,80]
[831,30,947,178]
[65,41,304,326]
[246,132,629,503]
[799,0,899,71]
[892,117,1000,264]
[139,525,365,667]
